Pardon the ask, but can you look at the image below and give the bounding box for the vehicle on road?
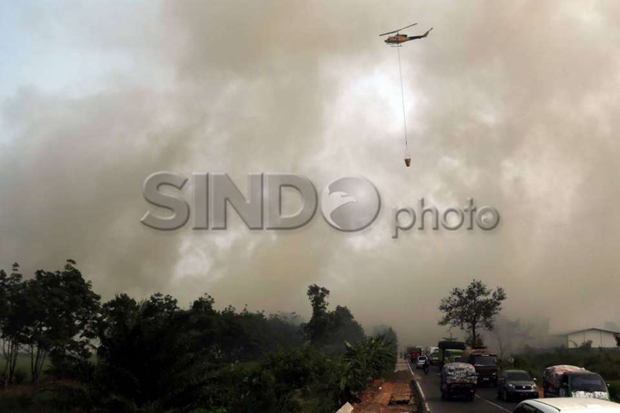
[445,349,464,364]
[440,362,478,401]
[497,369,539,401]
[438,340,466,367]
[513,398,620,413]
[416,355,428,369]
[429,347,440,365]
[465,349,498,387]
[425,346,438,362]
[543,365,610,400]
[407,346,423,362]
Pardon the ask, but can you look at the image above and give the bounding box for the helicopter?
[379,23,433,47]
[380,23,433,167]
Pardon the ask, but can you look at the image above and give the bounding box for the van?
[543,365,610,400]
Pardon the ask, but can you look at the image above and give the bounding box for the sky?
[1,0,619,347]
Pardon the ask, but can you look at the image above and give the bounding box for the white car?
[416,355,428,369]
[514,398,620,413]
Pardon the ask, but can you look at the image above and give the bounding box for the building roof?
[553,327,620,337]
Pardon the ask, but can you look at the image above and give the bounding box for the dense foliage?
[0,262,397,413]
[0,261,100,384]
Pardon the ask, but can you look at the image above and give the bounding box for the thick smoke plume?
[1,1,619,346]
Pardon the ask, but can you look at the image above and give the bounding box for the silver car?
[498,369,539,401]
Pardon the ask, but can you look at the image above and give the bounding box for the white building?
[556,328,619,349]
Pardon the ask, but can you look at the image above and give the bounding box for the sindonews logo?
[321,176,381,232]
[140,172,500,238]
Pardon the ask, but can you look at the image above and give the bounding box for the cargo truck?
[406,346,423,362]
[440,362,478,401]
[464,349,498,387]
[437,341,466,367]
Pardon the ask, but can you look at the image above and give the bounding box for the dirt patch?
[353,369,418,413]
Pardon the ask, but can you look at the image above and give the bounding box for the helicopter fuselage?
[384,34,409,45]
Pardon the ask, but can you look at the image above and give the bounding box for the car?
[513,398,620,413]
[543,366,610,400]
[416,355,428,369]
[498,369,539,401]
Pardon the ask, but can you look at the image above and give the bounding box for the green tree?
[20,260,101,383]
[302,284,331,345]
[302,285,365,352]
[372,325,398,356]
[438,279,506,349]
[92,293,209,411]
[322,306,365,354]
[0,263,24,383]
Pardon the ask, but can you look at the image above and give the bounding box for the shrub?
[609,380,620,402]
[0,393,33,412]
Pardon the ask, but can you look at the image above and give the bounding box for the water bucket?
[404,157,411,167]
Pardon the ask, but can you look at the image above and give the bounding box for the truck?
[445,349,464,363]
[440,362,478,401]
[542,365,610,400]
[464,349,498,387]
[437,340,466,367]
[406,346,423,362]
[427,347,440,365]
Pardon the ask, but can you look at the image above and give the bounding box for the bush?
[609,380,620,402]
[338,335,397,402]
[0,393,33,412]
[191,410,227,413]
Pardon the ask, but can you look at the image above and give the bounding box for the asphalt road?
[406,361,521,413]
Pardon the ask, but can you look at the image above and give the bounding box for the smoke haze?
[1,0,619,347]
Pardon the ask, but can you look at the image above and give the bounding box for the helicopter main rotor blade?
[379,29,399,36]
[379,22,417,36]
[397,22,417,32]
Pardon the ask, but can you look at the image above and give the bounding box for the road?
[402,360,520,413]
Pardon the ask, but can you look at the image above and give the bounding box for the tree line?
[0,260,397,413]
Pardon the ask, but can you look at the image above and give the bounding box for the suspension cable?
[397,46,408,150]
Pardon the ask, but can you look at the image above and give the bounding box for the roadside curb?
[414,380,430,412]
[406,361,430,412]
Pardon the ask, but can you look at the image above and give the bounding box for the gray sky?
[1,0,619,347]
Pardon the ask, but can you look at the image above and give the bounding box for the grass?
[0,353,56,412]
[7,353,52,384]
[0,383,55,413]
[0,380,81,413]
